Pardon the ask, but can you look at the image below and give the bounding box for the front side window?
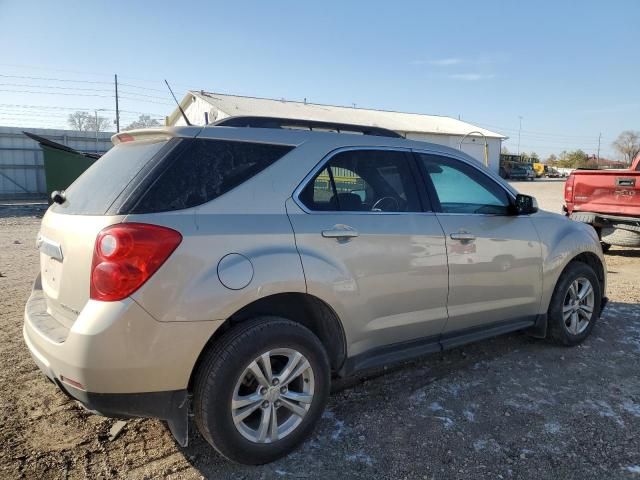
[418,153,511,215]
[299,149,422,212]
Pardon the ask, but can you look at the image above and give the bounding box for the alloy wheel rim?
[562,276,595,335]
[231,348,315,444]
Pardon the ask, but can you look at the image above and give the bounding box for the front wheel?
[193,317,330,465]
[547,262,602,346]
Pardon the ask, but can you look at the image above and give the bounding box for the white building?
[167,91,506,173]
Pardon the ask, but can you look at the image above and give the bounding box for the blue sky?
[0,0,637,158]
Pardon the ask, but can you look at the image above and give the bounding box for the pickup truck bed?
[564,157,640,250]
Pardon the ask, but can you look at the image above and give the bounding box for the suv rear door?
[414,151,543,340]
[287,147,449,362]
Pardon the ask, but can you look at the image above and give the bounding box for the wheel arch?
[188,292,347,390]
[544,249,606,315]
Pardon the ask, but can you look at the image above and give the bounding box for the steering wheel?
[371,196,399,212]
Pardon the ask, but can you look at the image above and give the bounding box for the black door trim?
[340,316,536,377]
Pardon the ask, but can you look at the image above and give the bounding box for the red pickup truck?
[564,156,640,251]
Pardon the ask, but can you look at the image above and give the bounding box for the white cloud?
[448,73,495,81]
[411,53,507,68]
[411,58,462,66]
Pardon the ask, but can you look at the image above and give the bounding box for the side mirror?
[513,194,538,215]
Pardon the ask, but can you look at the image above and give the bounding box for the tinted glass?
[132,139,294,213]
[51,139,169,215]
[419,154,511,215]
[300,149,421,212]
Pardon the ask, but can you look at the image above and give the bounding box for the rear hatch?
[38,133,175,327]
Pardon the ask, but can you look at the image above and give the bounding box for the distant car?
[25,117,607,465]
[547,168,561,178]
[510,165,535,181]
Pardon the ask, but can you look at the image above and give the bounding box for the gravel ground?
[1,181,639,479]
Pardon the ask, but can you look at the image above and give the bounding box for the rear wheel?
[193,317,330,465]
[547,262,601,346]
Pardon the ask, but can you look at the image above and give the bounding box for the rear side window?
[299,149,422,212]
[130,139,294,213]
[52,139,169,215]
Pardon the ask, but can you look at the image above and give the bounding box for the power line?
[0,73,113,85]
[0,104,166,116]
[0,82,113,93]
[0,88,114,98]
[473,120,605,140]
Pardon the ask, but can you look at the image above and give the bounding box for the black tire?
[600,227,640,248]
[600,242,611,253]
[193,316,330,465]
[547,261,602,346]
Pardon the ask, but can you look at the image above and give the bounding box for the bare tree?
[124,115,161,130]
[67,111,111,132]
[85,114,111,133]
[612,130,640,165]
[67,111,92,131]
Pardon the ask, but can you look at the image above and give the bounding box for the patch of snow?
[622,400,640,417]
[544,422,561,434]
[331,419,345,440]
[583,399,625,427]
[346,452,373,466]
[435,416,454,429]
[473,438,502,453]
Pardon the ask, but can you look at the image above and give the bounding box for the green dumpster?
[23,131,101,201]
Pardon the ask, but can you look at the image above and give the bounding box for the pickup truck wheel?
[193,317,330,465]
[600,227,640,248]
[547,262,601,346]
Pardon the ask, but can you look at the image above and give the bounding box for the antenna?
[164,79,192,126]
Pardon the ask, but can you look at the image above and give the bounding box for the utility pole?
[94,109,99,152]
[94,108,106,153]
[597,132,602,165]
[114,74,120,133]
[517,116,523,156]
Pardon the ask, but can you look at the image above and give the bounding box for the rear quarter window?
[129,139,294,213]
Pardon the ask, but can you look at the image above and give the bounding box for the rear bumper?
[23,277,223,446]
[30,367,190,446]
[568,211,640,228]
[24,286,221,393]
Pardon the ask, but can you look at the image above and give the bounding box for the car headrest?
[331,192,363,211]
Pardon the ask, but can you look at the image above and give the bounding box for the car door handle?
[322,225,359,239]
[450,232,476,242]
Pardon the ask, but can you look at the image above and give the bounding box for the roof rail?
[211,116,402,138]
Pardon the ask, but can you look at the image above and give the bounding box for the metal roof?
[170,91,507,139]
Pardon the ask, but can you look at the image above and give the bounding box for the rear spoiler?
[111,129,177,146]
[22,131,101,159]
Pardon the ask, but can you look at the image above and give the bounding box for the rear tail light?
[90,223,182,301]
[564,174,575,203]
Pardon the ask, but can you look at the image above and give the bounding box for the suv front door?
[287,148,449,361]
[415,152,543,339]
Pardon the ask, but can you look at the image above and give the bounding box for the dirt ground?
[1,181,639,479]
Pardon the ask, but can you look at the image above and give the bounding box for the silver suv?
[24,117,607,465]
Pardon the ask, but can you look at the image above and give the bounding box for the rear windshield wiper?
[51,190,66,205]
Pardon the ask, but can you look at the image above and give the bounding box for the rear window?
[129,139,294,213]
[51,139,169,215]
